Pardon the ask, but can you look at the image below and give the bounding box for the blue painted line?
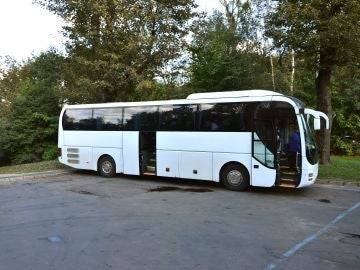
[47,236,64,243]
[264,201,360,270]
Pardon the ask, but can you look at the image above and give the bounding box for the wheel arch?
[97,154,116,177]
[92,148,123,173]
[219,161,250,184]
[97,154,115,169]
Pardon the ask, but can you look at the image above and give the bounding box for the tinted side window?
[122,106,158,131]
[159,104,197,131]
[138,106,158,131]
[199,103,250,131]
[93,108,122,131]
[253,102,276,154]
[123,107,138,130]
[62,109,93,130]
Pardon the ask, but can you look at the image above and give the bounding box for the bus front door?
[251,116,277,187]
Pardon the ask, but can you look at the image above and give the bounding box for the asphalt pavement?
[0,172,359,270]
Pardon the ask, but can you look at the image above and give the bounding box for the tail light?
[57,148,62,157]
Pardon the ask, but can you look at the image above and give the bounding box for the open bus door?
[251,103,277,187]
[123,131,157,176]
[251,101,304,188]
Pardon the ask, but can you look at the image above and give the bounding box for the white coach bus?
[57,90,328,191]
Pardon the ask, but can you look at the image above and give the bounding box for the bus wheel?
[98,156,116,177]
[221,164,249,191]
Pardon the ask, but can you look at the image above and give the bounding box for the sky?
[0,0,223,63]
[0,0,64,62]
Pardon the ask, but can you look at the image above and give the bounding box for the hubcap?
[227,170,243,185]
[102,161,112,174]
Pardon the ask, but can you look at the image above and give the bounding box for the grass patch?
[319,156,360,182]
[0,160,67,175]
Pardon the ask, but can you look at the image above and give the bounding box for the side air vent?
[67,148,80,164]
[67,153,79,159]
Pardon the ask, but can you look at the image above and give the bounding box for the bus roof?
[62,90,296,110]
[186,90,282,100]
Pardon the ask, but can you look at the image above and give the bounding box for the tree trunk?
[290,49,295,95]
[269,54,276,91]
[315,53,333,165]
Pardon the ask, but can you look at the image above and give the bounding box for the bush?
[332,135,360,156]
[42,145,58,161]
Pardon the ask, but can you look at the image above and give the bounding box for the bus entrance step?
[143,172,156,176]
[280,178,296,184]
[278,183,296,188]
[146,165,156,173]
[281,170,297,175]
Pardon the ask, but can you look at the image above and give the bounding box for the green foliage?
[266,0,360,67]
[0,122,10,166]
[42,145,58,161]
[36,0,198,103]
[0,50,64,165]
[333,137,354,156]
[2,112,58,164]
[0,58,24,120]
[189,11,273,91]
[330,66,360,155]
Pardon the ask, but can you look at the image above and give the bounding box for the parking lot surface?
[0,172,359,270]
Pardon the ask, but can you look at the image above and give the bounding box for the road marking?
[47,236,64,243]
[264,201,360,270]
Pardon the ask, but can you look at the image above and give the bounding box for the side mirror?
[304,108,329,130]
[314,118,321,130]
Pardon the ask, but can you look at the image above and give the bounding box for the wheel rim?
[227,170,243,185]
[102,161,113,174]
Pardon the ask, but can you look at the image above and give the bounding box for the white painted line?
[264,201,360,270]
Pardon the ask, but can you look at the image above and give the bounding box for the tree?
[189,2,292,93]
[0,50,65,164]
[0,57,23,121]
[189,6,269,91]
[36,0,197,103]
[266,0,360,164]
[331,66,360,155]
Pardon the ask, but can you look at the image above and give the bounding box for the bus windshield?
[301,114,318,164]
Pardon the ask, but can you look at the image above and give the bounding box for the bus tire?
[221,163,249,191]
[98,156,116,177]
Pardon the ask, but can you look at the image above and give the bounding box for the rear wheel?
[221,164,249,191]
[98,156,116,177]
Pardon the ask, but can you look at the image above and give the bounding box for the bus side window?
[63,109,93,130]
[159,105,196,131]
[179,104,197,131]
[123,107,138,131]
[139,106,158,131]
[159,105,173,130]
[199,104,220,131]
[93,108,122,131]
[199,103,249,132]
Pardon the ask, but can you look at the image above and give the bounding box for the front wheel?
[98,156,116,177]
[221,164,249,191]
